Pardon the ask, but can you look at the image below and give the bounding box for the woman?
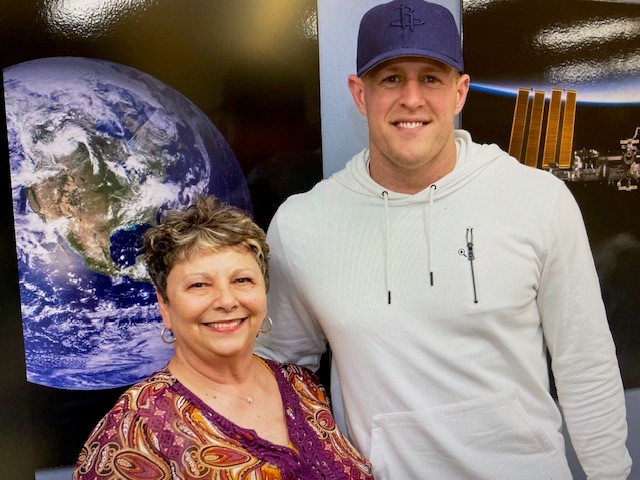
[74,196,373,480]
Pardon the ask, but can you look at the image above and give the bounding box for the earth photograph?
[4,56,252,390]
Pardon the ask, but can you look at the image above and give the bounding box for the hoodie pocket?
[369,389,570,480]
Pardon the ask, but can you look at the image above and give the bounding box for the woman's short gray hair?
[141,195,269,300]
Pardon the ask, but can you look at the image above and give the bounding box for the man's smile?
[394,121,427,129]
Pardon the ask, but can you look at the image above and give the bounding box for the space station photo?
[462,0,640,390]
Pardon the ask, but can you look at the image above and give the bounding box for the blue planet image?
[4,56,252,390]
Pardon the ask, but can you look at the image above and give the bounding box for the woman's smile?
[203,317,247,332]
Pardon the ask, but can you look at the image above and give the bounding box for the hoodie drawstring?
[382,190,391,304]
[382,185,436,304]
[427,184,436,286]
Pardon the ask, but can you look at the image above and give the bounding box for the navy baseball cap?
[356,0,464,77]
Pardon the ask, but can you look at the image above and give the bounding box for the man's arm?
[254,208,328,371]
[539,185,632,479]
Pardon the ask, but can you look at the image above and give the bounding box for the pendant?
[246,396,253,404]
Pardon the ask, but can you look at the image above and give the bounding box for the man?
[255,0,632,478]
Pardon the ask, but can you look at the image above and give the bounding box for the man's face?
[349,57,470,191]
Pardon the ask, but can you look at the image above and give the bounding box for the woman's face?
[157,246,267,367]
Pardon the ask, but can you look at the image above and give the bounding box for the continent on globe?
[4,56,252,390]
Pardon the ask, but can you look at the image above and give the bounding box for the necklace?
[187,357,259,405]
[206,383,254,404]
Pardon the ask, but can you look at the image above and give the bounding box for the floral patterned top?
[74,358,373,479]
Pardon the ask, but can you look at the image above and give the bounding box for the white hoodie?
[255,130,631,479]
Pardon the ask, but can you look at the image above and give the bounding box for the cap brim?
[357,48,464,77]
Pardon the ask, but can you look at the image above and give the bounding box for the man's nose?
[400,80,425,110]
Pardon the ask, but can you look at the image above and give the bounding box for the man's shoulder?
[268,174,354,249]
[459,131,565,189]
[274,176,340,218]
[489,154,566,188]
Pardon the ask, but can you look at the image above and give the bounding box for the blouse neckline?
[166,356,338,478]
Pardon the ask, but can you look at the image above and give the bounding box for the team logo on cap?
[391,4,424,33]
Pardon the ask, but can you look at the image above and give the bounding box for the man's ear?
[455,73,471,115]
[348,74,368,116]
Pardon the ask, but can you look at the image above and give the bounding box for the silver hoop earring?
[161,326,176,344]
[259,316,273,334]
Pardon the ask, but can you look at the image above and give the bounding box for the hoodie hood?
[332,130,506,202]
[330,130,508,303]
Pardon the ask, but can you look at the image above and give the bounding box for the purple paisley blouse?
[74,358,373,479]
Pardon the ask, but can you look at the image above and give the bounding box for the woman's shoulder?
[74,368,188,479]
[266,358,319,383]
[134,366,176,390]
[81,368,184,447]
[102,367,178,419]
[267,359,329,405]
